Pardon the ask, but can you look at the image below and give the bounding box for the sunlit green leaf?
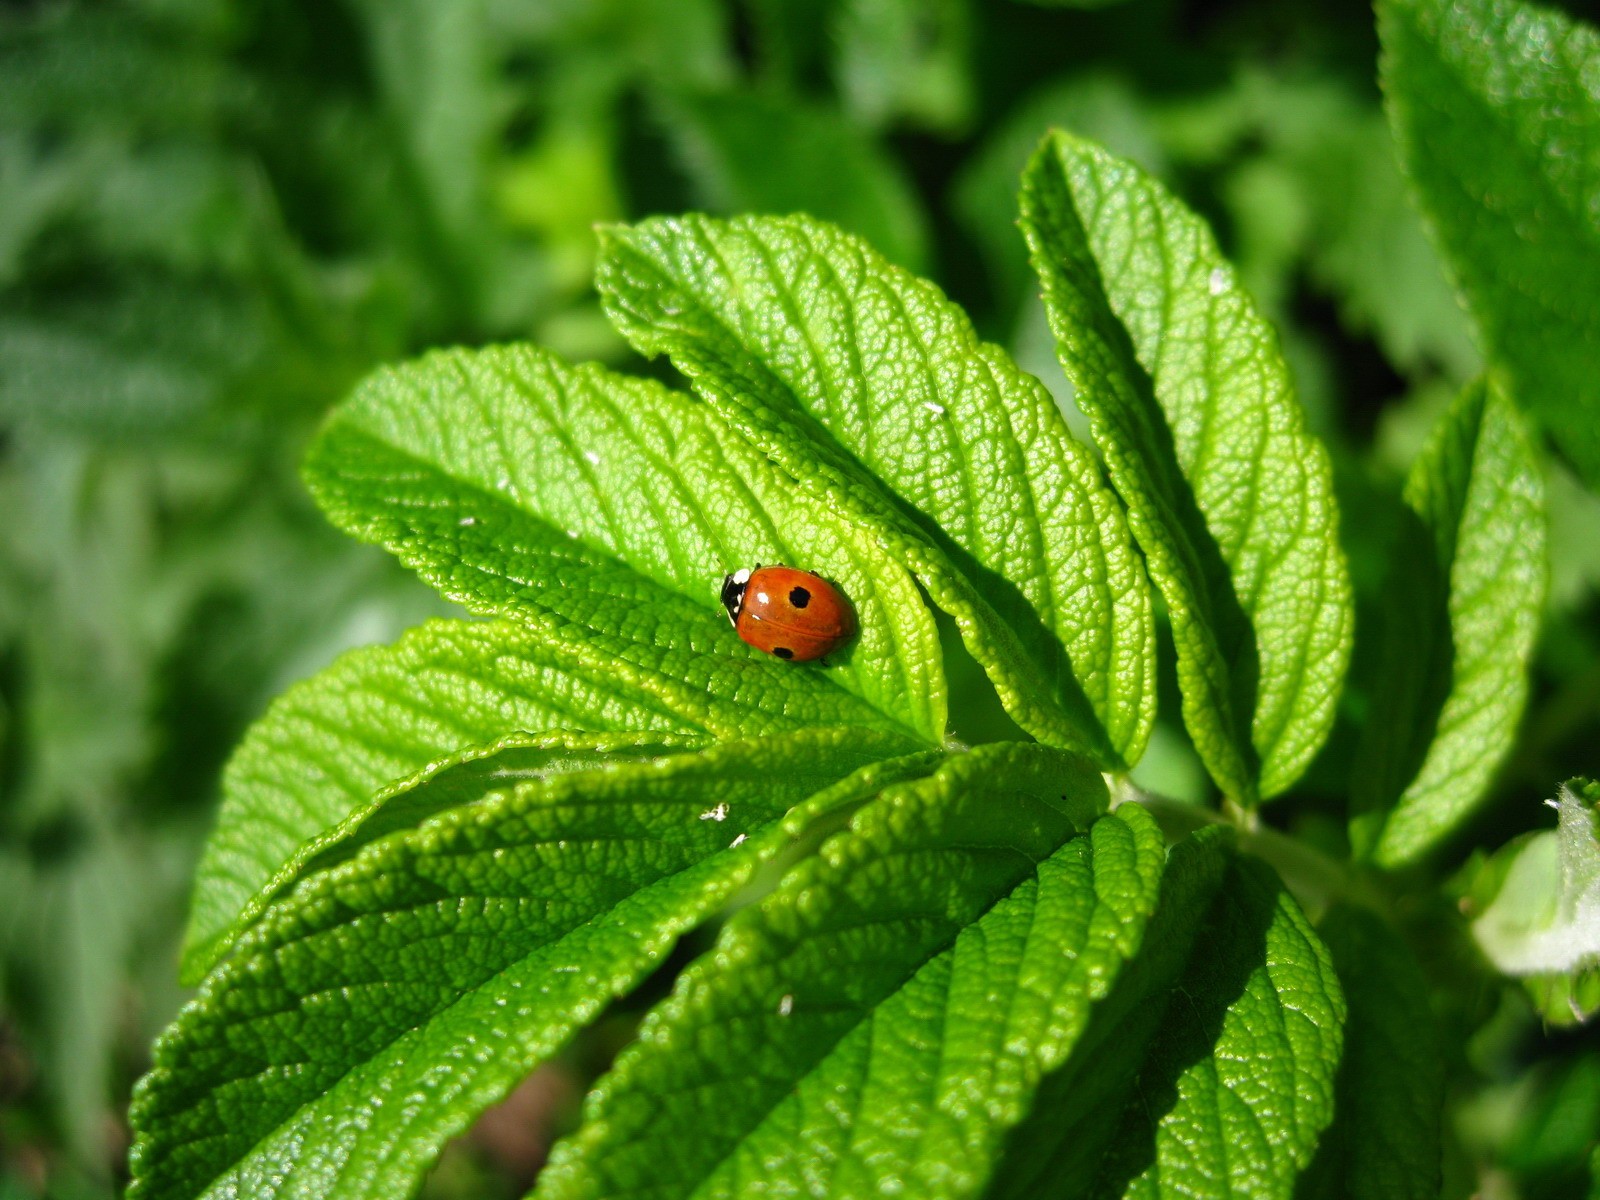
[989,828,1345,1200]
[1381,0,1600,489]
[1473,781,1600,1024]
[1020,131,1353,803]
[597,212,1155,769]
[133,733,932,1200]
[303,345,945,739]
[535,744,1122,1200]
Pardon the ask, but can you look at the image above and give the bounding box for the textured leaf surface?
[535,743,1119,1200]
[1020,132,1353,803]
[1352,378,1545,866]
[1296,907,1444,1200]
[1381,0,1600,489]
[132,731,934,1200]
[596,213,1154,768]
[181,613,788,983]
[989,830,1344,1200]
[303,343,947,744]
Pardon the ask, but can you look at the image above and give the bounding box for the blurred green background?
[2,0,1598,1197]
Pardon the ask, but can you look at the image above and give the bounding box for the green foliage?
[597,214,1155,767]
[1381,0,1600,490]
[1351,378,1546,865]
[4,0,1596,1197]
[131,732,930,1200]
[129,184,1364,1198]
[1020,132,1353,805]
[1297,907,1444,1200]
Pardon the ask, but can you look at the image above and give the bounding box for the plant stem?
[1109,776,1385,915]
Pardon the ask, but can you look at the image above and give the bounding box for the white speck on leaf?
[730,833,747,847]
[777,994,794,1016]
[583,450,601,466]
[1208,267,1229,295]
[923,401,946,415]
[459,516,476,526]
[699,803,729,822]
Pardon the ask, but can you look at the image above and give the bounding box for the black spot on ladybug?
[788,586,811,608]
[773,646,795,659]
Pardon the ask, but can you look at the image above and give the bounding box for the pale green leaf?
[304,344,946,745]
[132,731,934,1200]
[1381,0,1600,490]
[1020,132,1353,804]
[1352,377,1546,866]
[1474,780,1600,982]
[596,213,1155,768]
[535,743,1118,1200]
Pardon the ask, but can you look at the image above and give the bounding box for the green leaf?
[131,731,934,1200]
[596,213,1155,769]
[1295,906,1444,1200]
[179,613,748,983]
[303,343,946,743]
[658,89,930,271]
[1020,131,1353,803]
[1351,378,1546,866]
[1380,0,1600,490]
[534,743,1119,1200]
[991,831,1345,1199]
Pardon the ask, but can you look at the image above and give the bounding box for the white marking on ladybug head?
[731,568,751,585]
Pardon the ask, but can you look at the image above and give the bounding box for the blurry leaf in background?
[954,74,1167,332]
[834,0,973,134]
[1381,0,1600,490]
[1472,780,1600,1024]
[656,90,929,271]
[1350,378,1546,866]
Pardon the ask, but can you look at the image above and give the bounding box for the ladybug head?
[720,567,753,624]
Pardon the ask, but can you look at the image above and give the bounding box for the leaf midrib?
[321,421,928,743]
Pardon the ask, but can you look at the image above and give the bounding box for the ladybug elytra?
[720,565,854,662]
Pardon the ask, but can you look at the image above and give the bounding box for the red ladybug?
[720,565,854,662]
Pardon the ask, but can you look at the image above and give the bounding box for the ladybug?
[720,565,854,662]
